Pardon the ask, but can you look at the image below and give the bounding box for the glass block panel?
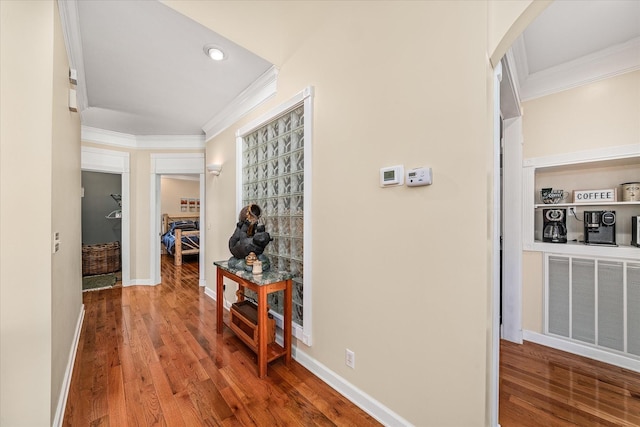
[292,129,304,150]
[267,121,278,141]
[293,303,303,325]
[291,107,304,129]
[279,196,291,215]
[279,175,291,195]
[249,148,258,165]
[268,159,279,177]
[292,173,304,194]
[258,127,268,144]
[268,291,282,314]
[258,163,268,180]
[267,178,278,197]
[279,237,291,257]
[292,195,303,215]
[280,135,292,155]
[268,140,279,158]
[291,238,303,258]
[279,216,290,236]
[278,115,291,134]
[293,278,304,305]
[241,104,305,326]
[292,149,304,172]
[292,216,303,235]
[279,156,291,176]
[258,144,268,163]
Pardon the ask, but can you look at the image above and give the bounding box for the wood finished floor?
[500,340,640,426]
[63,255,380,426]
[65,255,640,426]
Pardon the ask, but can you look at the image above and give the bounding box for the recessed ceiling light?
[204,45,225,61]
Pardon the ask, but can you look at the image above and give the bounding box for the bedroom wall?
[521,71,640,335]
[167,1,538,425]
[81,171,122,245]
[1,1,82,425]
[161,176,200,216]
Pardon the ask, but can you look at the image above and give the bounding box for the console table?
[214,260,292,378]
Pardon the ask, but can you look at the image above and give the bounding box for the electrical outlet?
[345,349,355,369]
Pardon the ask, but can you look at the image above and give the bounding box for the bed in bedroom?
[161,213,200,266]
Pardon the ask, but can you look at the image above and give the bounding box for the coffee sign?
[572,188,617,203]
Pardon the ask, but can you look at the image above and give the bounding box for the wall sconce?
[207,163,222,176]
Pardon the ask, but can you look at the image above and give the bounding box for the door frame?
[81,146,131,286]
[149,153,205,286]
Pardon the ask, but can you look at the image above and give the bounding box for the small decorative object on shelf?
[621,182,640,202]
[541,188,568,204]
[228,204,273,272]
[573,188,617,204]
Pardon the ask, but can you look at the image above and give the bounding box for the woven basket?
[82,241,121,276]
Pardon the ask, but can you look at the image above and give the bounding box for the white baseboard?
[199,279,206,287]
[201,289,409,425]
[125,279,158,287]
[53,304,85,427]
[523,330,640,373]
[293,348,412,427]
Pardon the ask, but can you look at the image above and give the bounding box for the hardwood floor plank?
[107,365,128,427]
[500,340,640,427]
[64,256,381,426]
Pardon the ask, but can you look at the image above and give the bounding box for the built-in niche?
[81,171,122,245]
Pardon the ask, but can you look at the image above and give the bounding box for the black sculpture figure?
[228,204,273,271]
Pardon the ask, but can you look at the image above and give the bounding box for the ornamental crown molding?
[81,126,205,150]
[202,66,278,142]
[510,36,640,102]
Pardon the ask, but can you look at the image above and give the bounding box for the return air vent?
[546,255,640,359]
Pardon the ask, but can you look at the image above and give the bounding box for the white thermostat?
[406,167,432,187]
[380,165,404,187]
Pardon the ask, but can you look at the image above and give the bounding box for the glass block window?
[241,105,305,326]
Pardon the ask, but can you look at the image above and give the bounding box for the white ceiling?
[61,1,640,139]
[67,0,273,137]
[508,0,640,103]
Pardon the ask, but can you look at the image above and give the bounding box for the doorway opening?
[159,174,202,277]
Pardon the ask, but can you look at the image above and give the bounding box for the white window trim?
[236,86,314,346]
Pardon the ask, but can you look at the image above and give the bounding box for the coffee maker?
[584,210,617,246]
[543,209,567,243]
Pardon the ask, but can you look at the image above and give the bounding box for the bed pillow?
[170,220,197,231]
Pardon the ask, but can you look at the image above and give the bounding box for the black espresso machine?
[584,210,617,246]
[543,209,567,243]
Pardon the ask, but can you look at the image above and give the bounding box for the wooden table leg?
[284,279,292,365]
[216,267,223,334]
[257,286,268,378]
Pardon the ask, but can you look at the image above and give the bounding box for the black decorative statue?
[228,204,272,271]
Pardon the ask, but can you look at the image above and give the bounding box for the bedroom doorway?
[149,153,206,287]
[159,174,201,274]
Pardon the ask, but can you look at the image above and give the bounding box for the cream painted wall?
[50,2,83,422]
[521,71,640,336]
[161,176,200,216]
[167,1,537,425]
[522,251,544,333]
[0,1,82,425]
[523,71,640,159]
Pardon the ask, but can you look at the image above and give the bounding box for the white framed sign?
[572,188,617,203]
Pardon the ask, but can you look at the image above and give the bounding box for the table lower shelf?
[226,321,287,363]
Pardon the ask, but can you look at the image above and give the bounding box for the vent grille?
[547,255,640,360]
